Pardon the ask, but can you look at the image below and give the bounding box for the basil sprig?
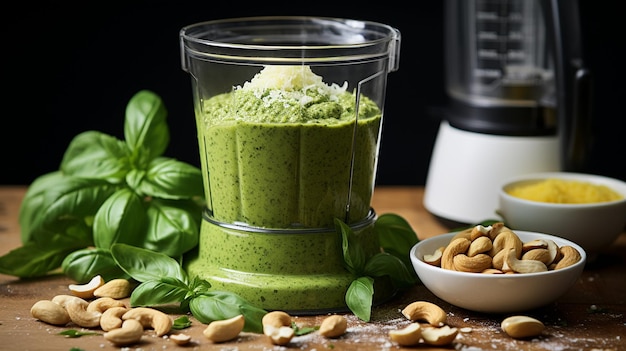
[339,214,420,321]
[0,90,204,281]
[111,243,266,333]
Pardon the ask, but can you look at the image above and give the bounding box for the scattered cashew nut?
[30,300,71,326]
[94,278,132,299]
[122,307,172,336]
[501,315,545,339]
[262,311,294,345]
[170,333,192,345]
[68,275,105,299]
[421,325,459,345]
[65,299,102,328]
[203,314,245,343]
[104,318,144,346]
[318,315,347,338]
[87,297,126,313]
[100,306,130,331]
[401,301,447,326]
[389,322,421,346]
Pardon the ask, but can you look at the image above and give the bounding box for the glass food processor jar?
[179,17,400,313]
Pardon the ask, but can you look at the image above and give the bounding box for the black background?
[2,1,624,186]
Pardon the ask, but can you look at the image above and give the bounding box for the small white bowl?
[498,172,626,258]
[410,231,586,313]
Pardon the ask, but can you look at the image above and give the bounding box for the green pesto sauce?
[196,89,382,228]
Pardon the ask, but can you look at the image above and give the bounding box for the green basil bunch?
[110,243,266,333]
[0,90,204,281]
[339,213,420,321]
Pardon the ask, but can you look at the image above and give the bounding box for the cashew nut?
[423,246,444,266]
[104,318,144,346]
[490,230,523,258]
[261,310,292,328]
[170,333,192,345]
[87,297,126,313]
[469,224,491,241]
[491,231,523,270]
[421,325,459,346]
[501,315,545,339]
[441,238,471,271]
[264,325,294,345]
[487,222,511,240]
[122,307,173,336]
[467,236,493,257]
[30,300,71,326]
[94,278,132,299]
[553,246,582,270]
[100,306,129,331]
[51,294,85,308]
[318,315,347,338]
[389,322,421,346]
[261,310,294,345]
[503,248,548,273]
[401,301,447,326]
[65,298,102,328]
[203,314,245,343]
[68,275,105,299]
[521,248,552,265]
[453,253,492,273]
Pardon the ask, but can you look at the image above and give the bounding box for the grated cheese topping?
[238,65,348,107]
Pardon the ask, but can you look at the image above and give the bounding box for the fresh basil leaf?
[125,168,147,190]
[134,157,203,200]
[337,218,366,275]
[375,213,419,270]
[58,329,100,338]
[189,292,266,333]
[28,216,93,251]
[32,177,118,239]
[124,90,169,160]
[111,243,187,283]
[93,188,146,249]
[18,171,66,243]
[363,252,418,287]
[345,276,374,322]
[62,248,129,283]
[60,131,131,183]
[142,199,199,257]
[188,275,212,295]
[292,323,318,336]
[172,316,192,329]
[0,241,75,278]
[130,279,189,307]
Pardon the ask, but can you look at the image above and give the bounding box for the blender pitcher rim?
[179,16,401,71]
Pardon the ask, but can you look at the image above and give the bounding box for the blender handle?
[542,0,593,172]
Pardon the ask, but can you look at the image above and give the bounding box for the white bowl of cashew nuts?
[410,225,586,313]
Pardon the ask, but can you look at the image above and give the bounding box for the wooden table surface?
[1,185,624,351]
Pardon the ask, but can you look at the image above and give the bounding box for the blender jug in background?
[424,0,592,226]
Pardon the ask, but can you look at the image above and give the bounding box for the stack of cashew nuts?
[423,222,582,273]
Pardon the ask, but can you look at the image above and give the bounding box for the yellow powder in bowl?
[506,178,623,204]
